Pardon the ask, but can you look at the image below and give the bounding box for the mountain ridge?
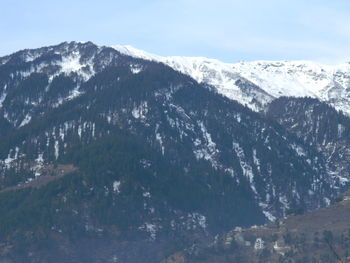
[111,44,350,115]
[3,41,350,115]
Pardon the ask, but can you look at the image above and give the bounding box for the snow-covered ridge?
[112,45,350,115]
[3,42,350,115]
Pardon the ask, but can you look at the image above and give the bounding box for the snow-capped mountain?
[1,41,350,262]
[113,45,350,115]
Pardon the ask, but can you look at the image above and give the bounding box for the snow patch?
[59,51,94,81]
[130,64,143,74]
[33,153,44,177]
[233,141,257,194]
[0,90,7,108]
[259,202,276,222]
[113,181,121,194]
[132,101,148,120]
[139,223,157,240]
[143,191,151,198]
[291,144,306,157]
[193,122,219,168]
[19,114,32,127]
[54,140,59,159]
[155,124,165,155]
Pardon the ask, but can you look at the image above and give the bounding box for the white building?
[254,238,265,250]
[273,240,290,256]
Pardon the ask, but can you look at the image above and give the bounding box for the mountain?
[0,41,348,262]
[113,46,350,115]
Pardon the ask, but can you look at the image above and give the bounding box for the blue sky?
[2,0,350,63]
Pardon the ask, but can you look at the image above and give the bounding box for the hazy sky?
[2,0,350,63]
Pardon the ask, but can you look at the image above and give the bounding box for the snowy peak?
[113,45,237,83]
[5,41,98,82]
[112,45,350,115]
[112,45,274,111]
[112,45,162,62]
[231,60,350,97]
[230,60,350,115]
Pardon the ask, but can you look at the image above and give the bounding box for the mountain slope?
[162,194,350,263]
[267,97,350,187]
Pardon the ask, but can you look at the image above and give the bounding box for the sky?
[2,0,350,63]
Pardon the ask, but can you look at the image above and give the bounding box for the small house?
[254,238,265,250]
